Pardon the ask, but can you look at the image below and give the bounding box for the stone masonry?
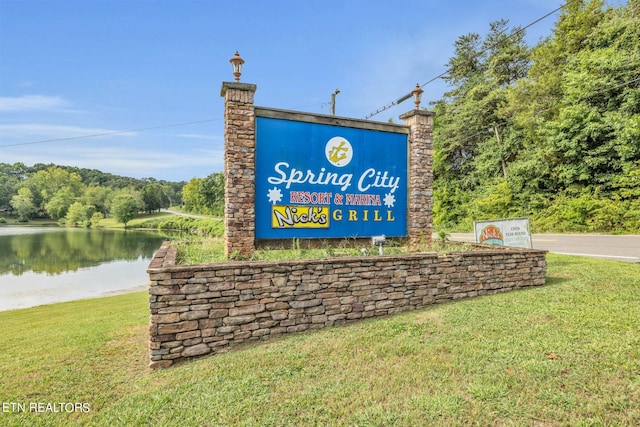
[401,109,435,250]
[220,81,434,257]
[220,82,257,259]
[147,80,548,369]
[148,243,547,368]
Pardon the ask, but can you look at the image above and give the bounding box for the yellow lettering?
[349,210,358,221]
[374,210,382,221]
[333,209,342,221]
[363,210,369,221]
[387,210,395,221]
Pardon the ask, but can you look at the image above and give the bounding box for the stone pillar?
[220,82,257,258]
[399,109,435,251]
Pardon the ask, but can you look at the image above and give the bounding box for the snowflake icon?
[267,187,283,205]
[383,193,396,208]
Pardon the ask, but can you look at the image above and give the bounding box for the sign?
[255,116,408,239]
[473,217,532,248]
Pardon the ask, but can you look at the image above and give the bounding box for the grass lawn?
[96,211,177,229]
[1,254,638,426]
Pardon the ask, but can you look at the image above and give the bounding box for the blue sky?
[1,0,564,182]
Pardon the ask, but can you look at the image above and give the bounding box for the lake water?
[0,226,169,312]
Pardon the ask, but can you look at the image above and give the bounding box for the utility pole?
[330,89,340,115]
[493,125,508,179]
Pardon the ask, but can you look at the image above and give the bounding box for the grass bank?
[95,212,224,238]
[0,217,59,227]
[1,254,638,426]
[96,211,174,229]
[131,215,224,237]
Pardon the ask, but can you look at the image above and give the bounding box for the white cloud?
[0,95,75,113]
[69,145,224,181]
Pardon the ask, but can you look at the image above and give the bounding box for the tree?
[530,0,639,193]
[45,187,77,219]
[433,19,530,227]
[0,162,26,214]
[0,162,187,226]
[432,0,640,232]
[182,178,204,213]
[199,173,225,216]
[162,182,182,208]
[65,202,86,226]
[10,187,36,222]
[81,185,112,216]
[23,166,84,217]
[142,183,169,213]
[110,194,141,228]
[182,173,224,216]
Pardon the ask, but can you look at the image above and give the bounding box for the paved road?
[449,233,640,263]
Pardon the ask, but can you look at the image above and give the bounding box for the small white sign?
[474,217,532,249]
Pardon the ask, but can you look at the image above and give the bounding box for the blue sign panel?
[255,116,408,239]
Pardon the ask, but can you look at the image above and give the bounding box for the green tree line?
[0,163,225,226]
[0,163,182,226]
[432,0,640,233]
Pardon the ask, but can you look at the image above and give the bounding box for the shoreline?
[0,283,148,313]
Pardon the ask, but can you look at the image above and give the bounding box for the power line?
[1,101,329,149]
[364,1,576,120]
[0,118,222,148]
[443,74,640,148]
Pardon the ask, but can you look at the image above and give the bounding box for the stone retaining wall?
[147,243,547,368]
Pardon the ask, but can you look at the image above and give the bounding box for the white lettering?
[357,168,400,193]
[268,162,352,191]
[2,402,26,413]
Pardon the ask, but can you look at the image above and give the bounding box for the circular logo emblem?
[479,225,504,245]
[325,137,353,167]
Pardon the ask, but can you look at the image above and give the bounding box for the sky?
[1,0,565,182]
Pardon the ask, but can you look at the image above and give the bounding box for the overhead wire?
[1,1,583,148]
[0,118,222,148]
[1,101,328,149]
[363,0,578,120]
[444,74,640,148]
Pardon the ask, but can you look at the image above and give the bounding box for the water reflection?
[0,227,165,276]
[0,226,169,311]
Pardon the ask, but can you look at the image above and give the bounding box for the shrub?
[90,212,104,228]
